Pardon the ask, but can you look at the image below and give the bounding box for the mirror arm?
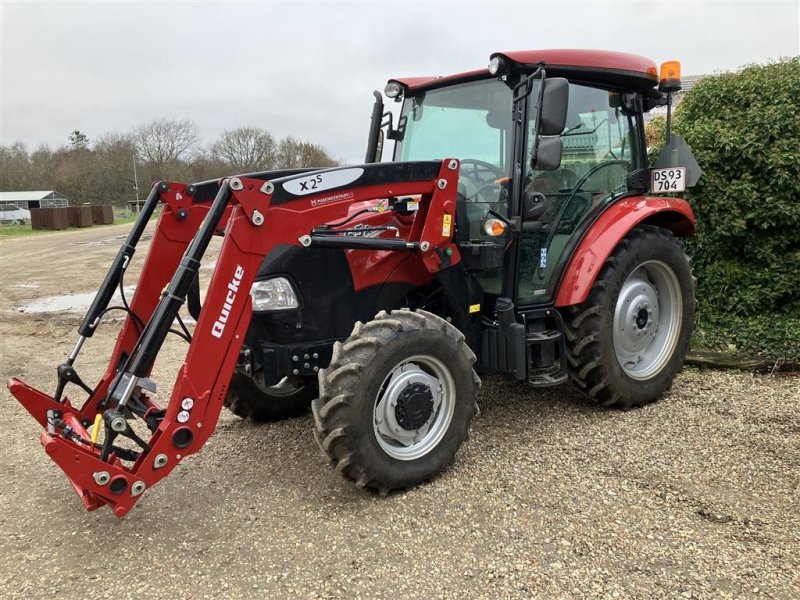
[383,111,400,140]
[529,66,549,164]
[665,91,673,144]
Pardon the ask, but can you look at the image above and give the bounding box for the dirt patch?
[0,225,797,599]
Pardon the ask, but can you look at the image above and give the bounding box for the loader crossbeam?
[8,160,461,516]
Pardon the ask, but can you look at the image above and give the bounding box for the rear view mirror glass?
[532,136,563,171]
[539,78,569,136]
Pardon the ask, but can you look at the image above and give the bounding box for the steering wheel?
[459,159,506,203]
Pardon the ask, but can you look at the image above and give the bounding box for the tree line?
[0,118,339,207]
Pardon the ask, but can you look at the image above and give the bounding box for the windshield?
[394,78,514,295]
[394,78,513,174]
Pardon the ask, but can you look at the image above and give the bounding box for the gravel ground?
[0,225,798,599]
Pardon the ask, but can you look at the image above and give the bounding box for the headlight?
[384,81,404,99]
[488,55,509,77]
[250,277,299,311]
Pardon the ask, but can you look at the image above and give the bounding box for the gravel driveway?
[0,225,797,599]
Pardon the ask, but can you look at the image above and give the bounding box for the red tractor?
[8,50,701,516]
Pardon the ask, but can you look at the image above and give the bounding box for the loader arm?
[8,159,461,517]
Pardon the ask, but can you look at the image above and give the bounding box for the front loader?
[8,49,702,516]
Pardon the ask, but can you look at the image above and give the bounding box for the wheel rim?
[613,260,682,380]
[373,354,456,461]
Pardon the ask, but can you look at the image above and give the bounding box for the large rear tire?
[312,309,479,492]
[565,225,695,409]
[225,371,316,422]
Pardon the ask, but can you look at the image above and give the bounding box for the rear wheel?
[312,309,479,492]
[565,225,695,409]
[225,371,316,422]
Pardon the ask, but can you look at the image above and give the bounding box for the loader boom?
[8,160,461,516]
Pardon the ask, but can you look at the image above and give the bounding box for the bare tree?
[212,126,277,172]
[0,142,31,189]
[277,136,338,169]
[133,118,199,168]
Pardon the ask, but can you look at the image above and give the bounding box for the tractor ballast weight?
[9,49,700,515]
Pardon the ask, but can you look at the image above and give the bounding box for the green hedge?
[652,59,800,359]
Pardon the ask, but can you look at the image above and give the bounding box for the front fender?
[554,196,695,307]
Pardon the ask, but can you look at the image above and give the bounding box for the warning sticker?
[469,304,481,314]
[442,214,452,237]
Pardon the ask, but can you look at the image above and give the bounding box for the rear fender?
[554,196,695,307]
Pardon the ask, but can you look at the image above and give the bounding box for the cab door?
[517,82,644,306]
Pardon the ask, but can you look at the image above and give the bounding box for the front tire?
[565,225,695,409]
[312,309,479,492]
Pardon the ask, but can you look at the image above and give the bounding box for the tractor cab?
[379,50,663,308]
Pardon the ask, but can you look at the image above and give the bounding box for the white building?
[0,190,70,209]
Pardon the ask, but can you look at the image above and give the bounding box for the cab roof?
[388,49,660,93]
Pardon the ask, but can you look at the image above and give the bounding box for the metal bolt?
[131,481,146,497]
[110,416,126,432]
[229,177,243,191]
[252,210,264,226]
[93,471,110,486]
[292,369,300,375]
[447,159,459,170]
[304,354,310,360]
[154,454,168,469]
[298,235,312,247]
[292,355,299,362]
[312,353,319,359]
[260,181,275,195]
[304,363,310,369]
[420,241,430,252]
[313,366,319,373]
[437,179,447,190]
[391,400,397,407]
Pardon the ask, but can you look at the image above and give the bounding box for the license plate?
[651,167,686,193]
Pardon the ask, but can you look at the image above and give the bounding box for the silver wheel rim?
[613,260,682,380]
[373,354,456,461]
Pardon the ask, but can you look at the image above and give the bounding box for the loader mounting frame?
[8,159,461,516]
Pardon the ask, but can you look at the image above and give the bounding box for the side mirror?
[532,136,563,171]
[539,77,569,136]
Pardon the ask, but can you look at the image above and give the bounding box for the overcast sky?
[1,1,798,163]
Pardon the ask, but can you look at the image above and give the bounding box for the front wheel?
[565,225,695,409]
[312,309,479,492]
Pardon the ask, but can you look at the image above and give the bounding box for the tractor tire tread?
[565,225,694,410]
[314,308,478,492]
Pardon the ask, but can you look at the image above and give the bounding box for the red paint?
[7,161,462,516]
[554,196,695,308]
[495,49,658,78]
[390,49,658,93]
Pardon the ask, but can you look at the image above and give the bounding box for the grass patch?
[0,211,149,239]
